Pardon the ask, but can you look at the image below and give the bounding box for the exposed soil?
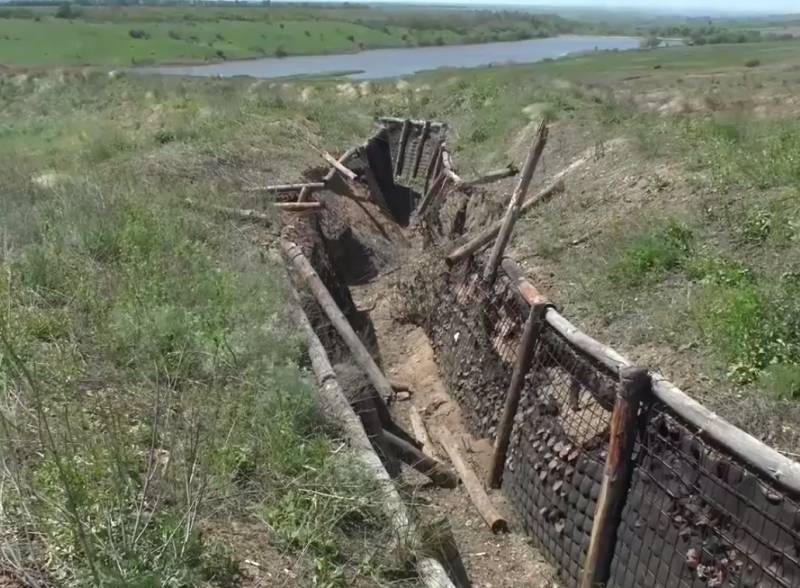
[350,265,558,588]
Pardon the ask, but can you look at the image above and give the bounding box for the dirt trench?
[285,128,558,587]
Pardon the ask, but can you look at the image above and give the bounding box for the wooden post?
[434,428,509,534]
[412,120,431,178]
[483,121,549,284]
[424,141,444,197]
[580,367,649,588]
[465,164,519,187]
[445,179,563,266]
[382,430,459,488]
[416,173,447,219]
[296,184,314,202]
[394,119,411,177]
[488,298,549,488]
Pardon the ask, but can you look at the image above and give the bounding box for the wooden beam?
[409,404,437,457]
[544,309,630,374]
[379,116,446,129]
[483,121,549,284]
[423,140,444,197]
[184,199,273,223]
[415,172,447,219]
[412,120,432,178]
[445,179,563,266]
[580,367,649,588]
[323,146,360,183]
[394,119,411,177]
[488,300,549,488]
[440,147,462,184]
[322,151,358,181]
[434,428,508,534]
[382,429,458,488]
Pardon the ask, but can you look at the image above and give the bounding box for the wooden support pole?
[488,298,550,489]
[416,173,447,219]
[323,147,359,183]
[250,182,326,193]
[296,184,314,202]
[382,429,459,488]
[424,141,444,197]
[580,367,649,588]
[483,121,549,284]
[434,428,508,534]
[445,179,563,266]
[412,120,431,178]
[394,119,411,177]
[440,148,462,184]
[322,151,358,181]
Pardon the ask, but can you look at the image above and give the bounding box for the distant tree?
[640,36,662,49]
[55,3,78,19]
[275,45,287,58]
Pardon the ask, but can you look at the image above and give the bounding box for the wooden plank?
[434,428,509,534]
[581,368,649,588]
[394,119,411,177]
[249,182,325,193]
[488,301,549,488]
[483,120,548,284]
[412,120,432,178]
[379,116,446,129]
[275,202,323,211]
[409,404,437,457]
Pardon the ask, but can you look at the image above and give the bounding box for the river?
[140,35,643,80]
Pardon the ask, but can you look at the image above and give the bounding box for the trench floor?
[351,274,558,588]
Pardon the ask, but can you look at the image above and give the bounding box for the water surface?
[141,35,643,80]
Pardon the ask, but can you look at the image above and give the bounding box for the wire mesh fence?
[435,256,800,588]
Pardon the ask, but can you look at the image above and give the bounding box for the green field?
[0,4,579,66]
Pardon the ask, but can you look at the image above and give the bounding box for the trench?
[285,121,556,587]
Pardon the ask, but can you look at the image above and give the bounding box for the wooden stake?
[440,148,462,184]
[395,119,411,177]
[275,201,323,211]
[488,298,549,489]
[483,121,549,284]
[296,184,314,202]
[322,151,358,181]
[416,172,447,218]
[412,120,432,178]
[434,428,509,534]
[382,430,459,488]
[580,367,649,588]
[445,179,563,266]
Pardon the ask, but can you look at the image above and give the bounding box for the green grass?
[0,5,580,67]
[0,72,400,586]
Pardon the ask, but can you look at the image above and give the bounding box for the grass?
[0,4,580,67]
[0,72,406,586]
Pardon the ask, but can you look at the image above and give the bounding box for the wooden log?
[483,121,549,284]
[488,299,549,488]
[544,309,629,374]
[274,202,323,211]
[445,179,564,265]
[409,404,437,457]
[394,119,411,177]
[580,367,649,588]
[464,164,519,186]
[184,199,273,223]
[322,151,358,181]
[412,120,432,178]
[323,147,360,183]
[382,429,459,488]
[434,428,509,534]
[287,282,456,588]
[296,184,314,203]
[651,375,800,495]
[379,116,446,129]
[250,182,326,193]
[416,172,447,219]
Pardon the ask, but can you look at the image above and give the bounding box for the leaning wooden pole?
[488,297,549,488]
[382,430,459,488]
[286,281,456,588]
[412,120,432,178]
[445,179,563,266]
[483,121,549,284]
[580,367,649,588]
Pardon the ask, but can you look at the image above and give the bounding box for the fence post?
[487,299,549,489]
[580,367,649,588]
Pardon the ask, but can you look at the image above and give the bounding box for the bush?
[128,29,150,40]
[274,46,288,58]
[55,3,79,19]
[607,221,694,287]
[745,59,761,68]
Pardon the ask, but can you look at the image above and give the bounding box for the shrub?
[55,3,79,19]
[608,221,694,287]
[745,59,761,68]
[128,29,150,40]
[167,30,182,41]
[275,46,288,58]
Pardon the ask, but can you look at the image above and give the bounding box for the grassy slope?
[0,5,576,67]
[0,73,411,586]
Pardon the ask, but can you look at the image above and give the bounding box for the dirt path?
[351,278,558,588]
